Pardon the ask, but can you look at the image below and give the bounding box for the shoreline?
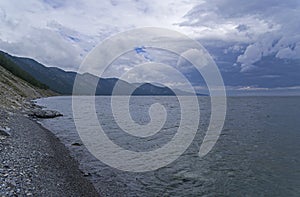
[0,107,99,196]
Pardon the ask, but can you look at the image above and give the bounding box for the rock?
[0,127,11,136]
[0,136,6,140]
[7,180,16,188]
[79,169,91,177]
[83,172,91,177]
[30,109,63,119]
[71,142,82,146]
[227,172,235,178]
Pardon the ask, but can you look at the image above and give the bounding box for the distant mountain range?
[0,51,202,96]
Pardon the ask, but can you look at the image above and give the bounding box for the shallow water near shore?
[36,96,300,196]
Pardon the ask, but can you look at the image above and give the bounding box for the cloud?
[181,0,300,71]
[0,0,196,70]
[116,62,195,93]
[0,0,299,91]
[134,46,154,62]
[0,28,82,70]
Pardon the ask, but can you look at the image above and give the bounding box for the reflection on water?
[37,96,300,196]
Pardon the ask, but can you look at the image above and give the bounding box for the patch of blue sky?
[134,46,154,61]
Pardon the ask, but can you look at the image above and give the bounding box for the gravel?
[0,108,99,196]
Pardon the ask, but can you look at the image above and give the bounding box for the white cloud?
[117,62,195,93]
[276,45,300,60]
[180,0,300,71]
[0,0,197,70]
[0,28,82,70]
[0,0,299,84]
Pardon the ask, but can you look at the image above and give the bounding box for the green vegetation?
[0,52,48,89]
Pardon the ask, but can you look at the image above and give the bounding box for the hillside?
[0,52,48,89]
[2,51,177,95]
[0,64,54,110]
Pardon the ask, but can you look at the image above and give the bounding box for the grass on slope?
[0,52,48,90]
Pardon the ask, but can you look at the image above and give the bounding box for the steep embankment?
[0,64,54,110]
[0,65,99,196]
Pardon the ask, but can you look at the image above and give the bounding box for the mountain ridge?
[1,51,203,96]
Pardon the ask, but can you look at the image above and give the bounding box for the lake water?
[36,96,300,196]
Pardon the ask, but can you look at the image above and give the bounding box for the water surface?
[36,96,300,196]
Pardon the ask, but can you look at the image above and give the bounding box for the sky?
[0,0,299,93]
